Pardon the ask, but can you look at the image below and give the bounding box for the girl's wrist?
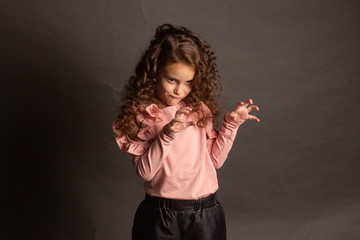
[162,123,178,140]
[224,113,245,127]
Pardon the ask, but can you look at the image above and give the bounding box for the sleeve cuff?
[223,113,245,129]
[161,123,178,141]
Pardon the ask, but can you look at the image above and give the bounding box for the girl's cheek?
[186,86,192,95]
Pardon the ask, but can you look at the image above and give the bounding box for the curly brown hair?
[114,24,222,136]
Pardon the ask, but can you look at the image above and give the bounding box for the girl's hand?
[228,99,260,123]
[164,107,196,134]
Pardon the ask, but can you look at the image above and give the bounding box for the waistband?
[145,193,218,211]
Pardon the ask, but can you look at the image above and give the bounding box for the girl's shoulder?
[112,103,166,154]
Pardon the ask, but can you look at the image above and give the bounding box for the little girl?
[113,24,260,240]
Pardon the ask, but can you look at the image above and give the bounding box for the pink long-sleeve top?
[113,102,243,200]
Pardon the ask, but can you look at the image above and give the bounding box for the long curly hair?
[114,24,222,135]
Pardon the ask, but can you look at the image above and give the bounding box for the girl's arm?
[208,99,260,168]
[131,127,176,181]
[131,107,195,181]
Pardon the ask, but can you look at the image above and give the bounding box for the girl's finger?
[183,120,196,128]
[234,99,255,112]
[176,107,192,116]
[241,99,254,110]
[175,111,188,120]
[171,118,196,126]
[245,99,253,105]
[171,120,196,132]
[171,118,183,124]
[247,115,260,122]
[179,107,193,112]
[176,109,190,115]
[247,105,260,112]
[233,102,245,112]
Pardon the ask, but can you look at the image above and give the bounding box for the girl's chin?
[167,99,182,106]
[156,96,183,107]
[156,99,179,108]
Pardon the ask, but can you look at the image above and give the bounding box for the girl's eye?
[186,80,193,85]
[168,78,176,82]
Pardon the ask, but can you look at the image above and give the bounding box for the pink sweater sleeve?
[131,125,177,181]
[207,114,245,169]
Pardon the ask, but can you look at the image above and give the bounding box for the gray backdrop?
[1,0,359,239]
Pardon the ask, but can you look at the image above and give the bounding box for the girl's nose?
[174,85,181,95]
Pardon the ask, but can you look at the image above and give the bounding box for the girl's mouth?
[170,95,182,100]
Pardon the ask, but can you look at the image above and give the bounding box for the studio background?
[1,0,359,239]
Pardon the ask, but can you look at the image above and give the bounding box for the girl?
[113,24,260,240]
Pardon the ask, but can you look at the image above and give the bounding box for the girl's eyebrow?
[165,73,193,82]
[164,73,176,80]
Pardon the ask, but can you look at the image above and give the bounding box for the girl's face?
[156,62,195,107]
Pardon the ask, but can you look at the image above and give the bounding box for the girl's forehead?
[162,62,194,72]
[161,63,195,77]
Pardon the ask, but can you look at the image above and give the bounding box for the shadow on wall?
[0,20,120,240]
